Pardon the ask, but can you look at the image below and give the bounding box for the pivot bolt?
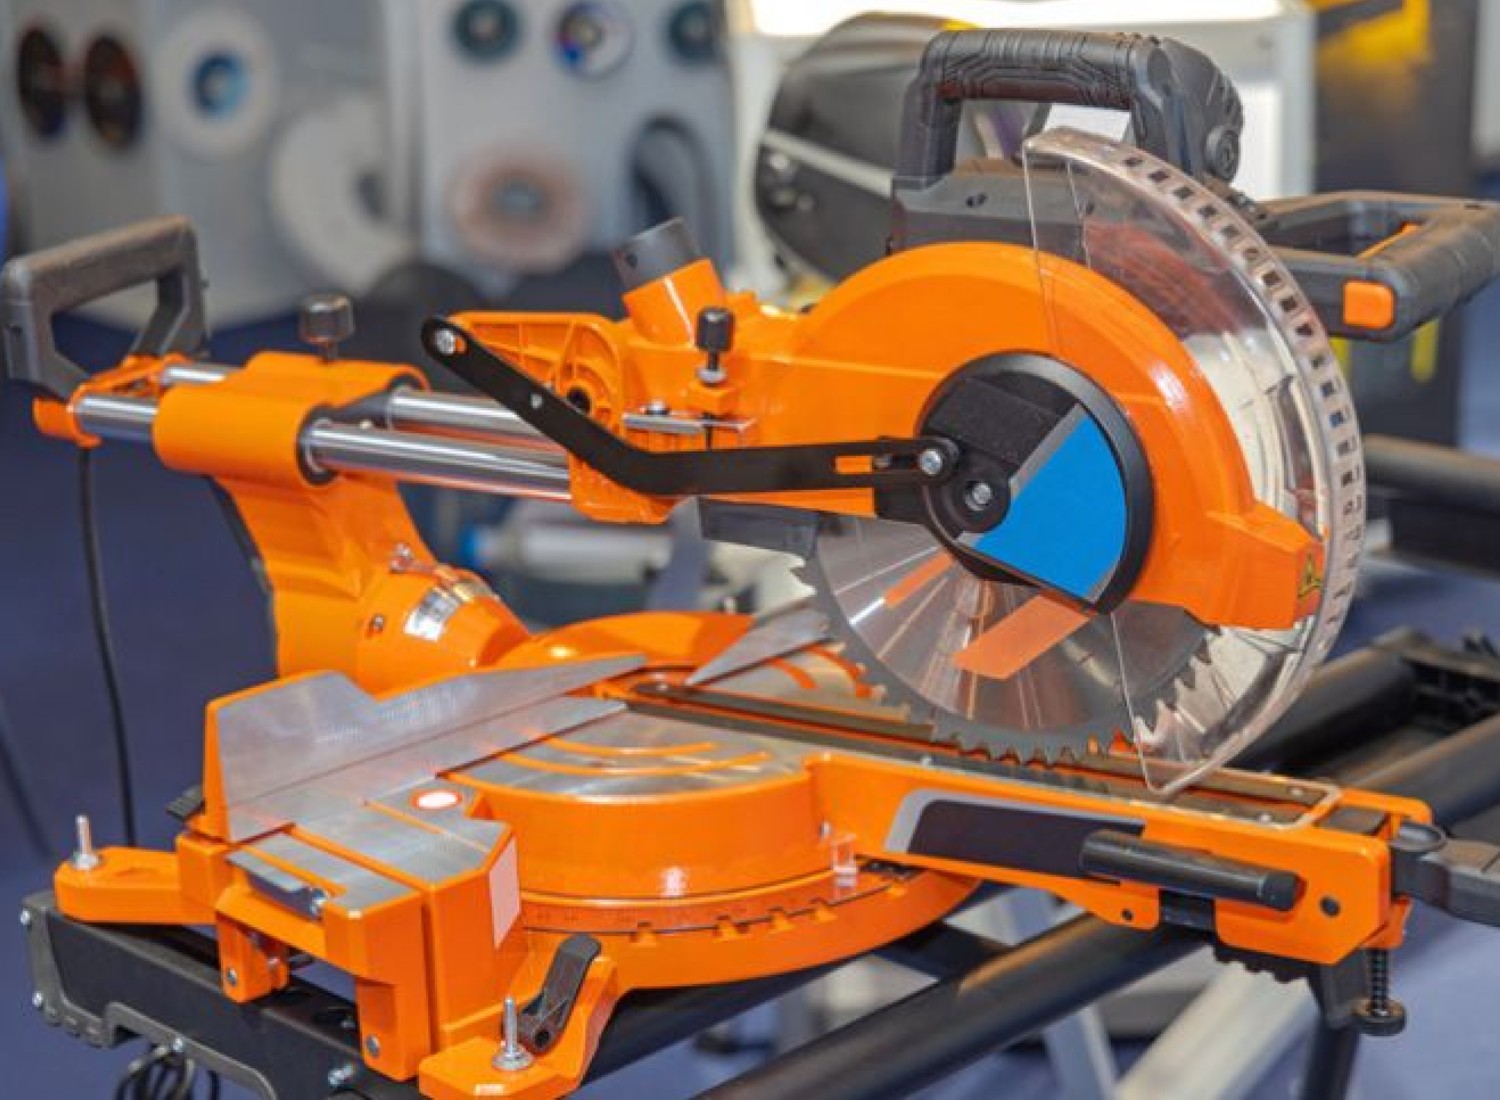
[494,995,534,1072]
[964,481,995,511]
[70,814,101,872]
[431,327,460,357]
[917,448,948,478]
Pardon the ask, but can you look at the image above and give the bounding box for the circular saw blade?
[798,516,1210,763]
[805,128,1363,787]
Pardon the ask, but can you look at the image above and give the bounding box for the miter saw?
[11,27,1500,1100]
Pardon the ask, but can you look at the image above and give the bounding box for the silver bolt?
[170,1036,187,1056]
[70,814,101,872]
[365,1034,381,1058]
[310,891,329,917]
[964,481,995,511]
[19,910,32,929]
[697,361,727,386]
[529,393,543,410]
[643,399,670,416]
[917,448,947,478]
[327,1062,356,1088]
[431,328,459,357]
[225,967,239,988]
[30,991,44,1011]
[493,995,533,1072]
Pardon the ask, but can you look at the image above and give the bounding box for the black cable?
[0,684,51,858]
[79,448,137,846]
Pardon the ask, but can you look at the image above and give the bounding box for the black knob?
[300,293,354,361]
[695,307,734,354]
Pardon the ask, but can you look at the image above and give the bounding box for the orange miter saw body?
[8,24,1500,1100]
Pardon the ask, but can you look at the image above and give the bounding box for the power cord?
[113,1045,221,1100]
[79,448,138,847]
[0,684,51,858]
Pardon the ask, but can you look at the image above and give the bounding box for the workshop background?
[4,0,1500,1096]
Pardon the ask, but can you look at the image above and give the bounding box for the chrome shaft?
[72,371,573,501]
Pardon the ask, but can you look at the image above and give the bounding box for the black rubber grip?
[1260,193,1500,341]
[896,28,1242,186]
[1080,829,1300,912]
[0,216,207,400]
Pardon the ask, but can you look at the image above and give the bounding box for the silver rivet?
[170,1036,187,1055]
[431,328,459,356]
[917,448,947,478]
[225,968,239,988]
[529,393,543,410]
[365,1034,381,1058]
[964,481,995,510]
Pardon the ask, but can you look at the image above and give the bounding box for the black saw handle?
[896,28,1243,187]
[1256,193,1500,342]
[0,215,207,400]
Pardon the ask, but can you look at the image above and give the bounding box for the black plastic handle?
[0,216,207,400]
[1257,193,1500,342]
[895,28,1243,187]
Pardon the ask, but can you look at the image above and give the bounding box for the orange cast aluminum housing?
[457,240,1321,632]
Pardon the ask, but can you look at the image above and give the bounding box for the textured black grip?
[1261,193,1500,341]
[0,216,207,400]
[897,28,1242,186]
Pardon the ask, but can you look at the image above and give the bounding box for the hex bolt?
[70,814,102,872]
[493,995,534,1072]
[917,448,947,478]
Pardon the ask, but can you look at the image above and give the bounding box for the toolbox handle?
[1257,193,1500,342]
[895,28,1243,188]
[0,216,207,400]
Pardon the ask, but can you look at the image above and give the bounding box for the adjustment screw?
[70,814,102,872]
[695,307,735,385]
[431,327,460,357]
[917,448,947,478]
[493,995,534,1072]
[964,481,995,511]
[299,293,355,362]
